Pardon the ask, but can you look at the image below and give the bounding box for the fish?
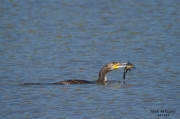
[123,61,135,79]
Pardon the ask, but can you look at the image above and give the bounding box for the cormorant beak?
[113,63,127,69]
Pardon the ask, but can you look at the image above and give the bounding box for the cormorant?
[53,62,127,85]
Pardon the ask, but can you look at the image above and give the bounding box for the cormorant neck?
[97,65,112,83]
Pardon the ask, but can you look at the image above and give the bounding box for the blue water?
[0,0,180,118]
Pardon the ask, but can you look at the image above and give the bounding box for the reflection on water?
[0,0,180,118]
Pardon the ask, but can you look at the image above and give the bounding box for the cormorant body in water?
[53,62,127,85]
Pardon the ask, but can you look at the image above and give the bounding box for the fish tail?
[123,72,126,79]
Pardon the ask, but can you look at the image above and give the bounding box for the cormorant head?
[98,62,128,83]
[107,62,127,70]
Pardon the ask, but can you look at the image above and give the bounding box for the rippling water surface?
[0,0,180,118]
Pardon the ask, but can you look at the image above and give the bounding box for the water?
[0,0,180,118]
